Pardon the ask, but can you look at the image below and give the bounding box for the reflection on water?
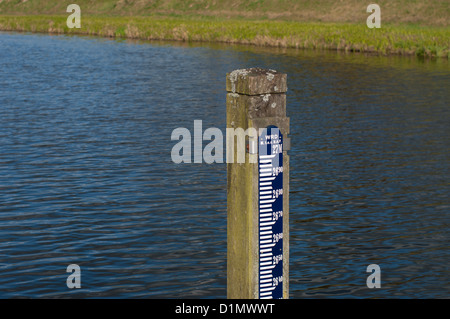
[0,32,448,298]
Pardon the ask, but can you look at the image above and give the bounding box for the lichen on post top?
[226,68,287,95]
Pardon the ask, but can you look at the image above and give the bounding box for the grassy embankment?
[0,0,449,58]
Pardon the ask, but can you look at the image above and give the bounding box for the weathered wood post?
[226,68,290,299]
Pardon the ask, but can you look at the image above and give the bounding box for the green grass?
[0,14,448,57]
[0,0,449,26]
[0,1,448,57]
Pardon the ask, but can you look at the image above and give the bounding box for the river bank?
[0,15,448,58]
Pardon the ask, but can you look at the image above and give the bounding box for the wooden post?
[226,68,290,299]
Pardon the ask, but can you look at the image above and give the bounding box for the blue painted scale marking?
[258,126,283,299]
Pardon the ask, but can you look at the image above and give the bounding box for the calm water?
[0,32,449,298]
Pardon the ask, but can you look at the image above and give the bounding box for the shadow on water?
[0,31,448,298]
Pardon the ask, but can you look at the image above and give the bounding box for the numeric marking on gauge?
[258,126,283,299]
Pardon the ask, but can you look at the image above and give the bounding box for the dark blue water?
[0,32,449,298]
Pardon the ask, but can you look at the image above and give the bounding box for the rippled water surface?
[0,32,449,298]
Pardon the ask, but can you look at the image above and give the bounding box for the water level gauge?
[258,125,283,299]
